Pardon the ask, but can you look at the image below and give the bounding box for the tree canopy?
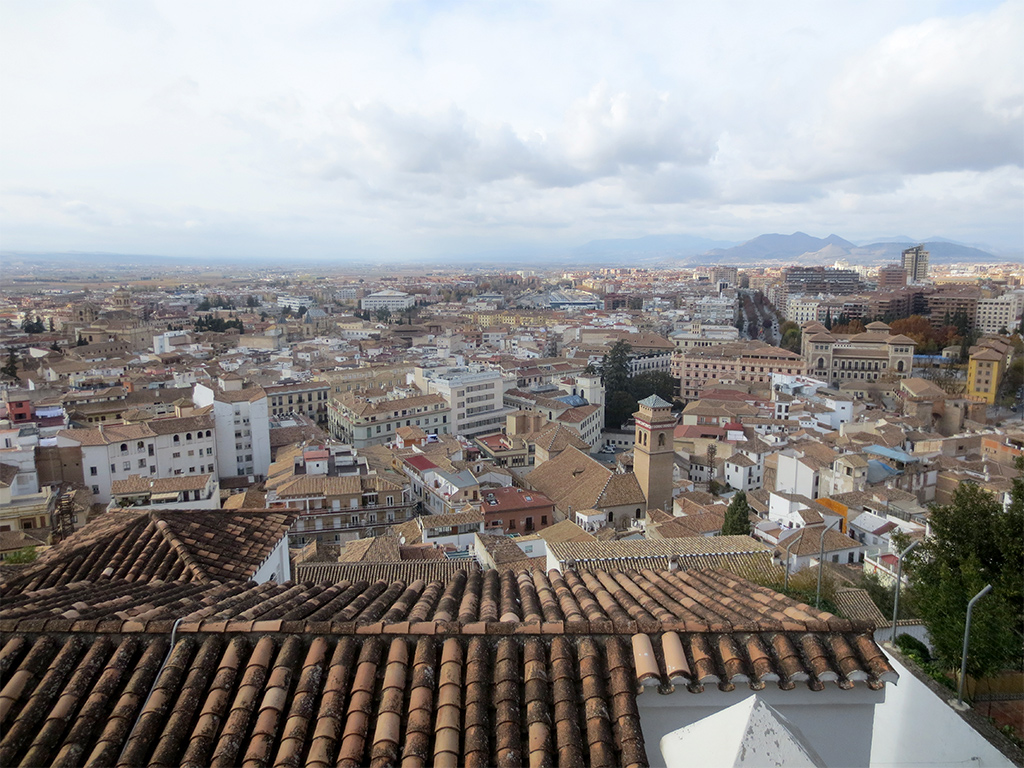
[905,469,1023,679]
[599,340,679,428]
[723,491,751,536]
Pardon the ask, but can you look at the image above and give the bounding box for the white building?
[775,449,823,499]
[56,414,218,504]
[723,452,762,492]
[361,290,415,312]
[975,291,1024,335]
[193,375,271,480]
[277,295,313,312]
[785,295,823,324]
[413,366,512,438]
[153,330,191,354]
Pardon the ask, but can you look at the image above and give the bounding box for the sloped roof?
[0,509,295,595]
[835,587,890,629]
[0,566,897,767]
[295,559,481,584]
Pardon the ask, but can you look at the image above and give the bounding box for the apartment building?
[265,442,413,546]
[56,414,218,503]
[193,375,271,479]
[926,287,980,330]
[265,380,330,425]
[412,366,512,438]
[876,265,907,290]
[672,341,805,401]
[975,291,1024,335]
[327,391,450,448]
[901,245,929,283]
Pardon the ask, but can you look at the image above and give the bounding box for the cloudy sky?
[2,0,1022,260]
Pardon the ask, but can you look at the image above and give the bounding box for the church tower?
[634,394,675,512]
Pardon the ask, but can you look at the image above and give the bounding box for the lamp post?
[957,584,993,707]
[890,540,921,644]
[783,533,801,592]
[816,519,840,608]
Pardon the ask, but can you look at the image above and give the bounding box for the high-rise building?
[633,394,675,512]
[901,246,930,283]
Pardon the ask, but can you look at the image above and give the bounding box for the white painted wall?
[251,536,291,584]
[638,651,1015,768]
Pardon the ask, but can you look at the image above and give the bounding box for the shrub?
[895,633,931,663]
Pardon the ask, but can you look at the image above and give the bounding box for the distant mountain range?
[2,231,1017,270]
[572,232,1013,267]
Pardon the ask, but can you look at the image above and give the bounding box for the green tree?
[604,390,637,430]
[246,294,259,308]
[21,316,44,334]
[779,321,801,353]
[600,340,632,396]
[1,349,18,378]
[905,475,1023,679]
[627,371,677,404]
[600,340,635,427]
[196,297,212,311]
[722,491,751,535]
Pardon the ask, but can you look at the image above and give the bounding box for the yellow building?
[967,347,1004,404]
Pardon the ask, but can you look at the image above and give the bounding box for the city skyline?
[2,0,1022,260]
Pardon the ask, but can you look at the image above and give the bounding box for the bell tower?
[634,394,675,512]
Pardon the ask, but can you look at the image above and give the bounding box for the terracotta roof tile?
[0,565,899,768]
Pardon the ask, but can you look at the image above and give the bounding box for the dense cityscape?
[3,0,1022,765]
[0,243,1022,765]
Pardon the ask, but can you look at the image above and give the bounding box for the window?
[173,452,181,459]
[173,435,180,444]
[90,466,98,476]
[92,485,99,494]
[123,461,131,471]
[138,459,146,468]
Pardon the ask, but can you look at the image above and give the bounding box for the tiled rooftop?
[297,560,482,585]
[0,509,295,596]
[0,563,897,767]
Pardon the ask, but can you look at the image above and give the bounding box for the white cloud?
[0,0,1021,257]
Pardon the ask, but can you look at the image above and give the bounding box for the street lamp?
[890,540,921,644]
[958,584,993,707]
[782,533,801,592]
[816,518,841,608]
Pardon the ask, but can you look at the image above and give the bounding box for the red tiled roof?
[0,567,898,768]
[405,454,439,472]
